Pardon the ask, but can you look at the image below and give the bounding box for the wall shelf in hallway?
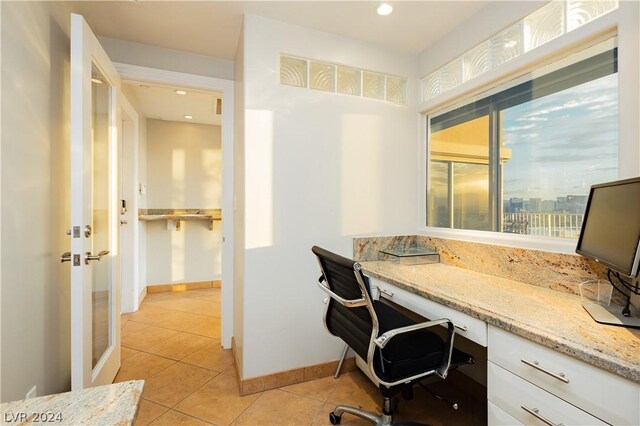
[138,208,221,231]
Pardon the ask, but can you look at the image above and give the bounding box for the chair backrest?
[312,246,377,361]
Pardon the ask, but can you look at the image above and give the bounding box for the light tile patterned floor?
[119,288,486,425]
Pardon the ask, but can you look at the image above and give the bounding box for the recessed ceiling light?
[184,115,193,119]
[377,3,393,16]
[91,78,103,84]
[175,90,187,95]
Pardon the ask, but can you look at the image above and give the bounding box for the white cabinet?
[489,362,605,425]
[369,277,487,346]
[488,325,640,425]
[487,401,522,426]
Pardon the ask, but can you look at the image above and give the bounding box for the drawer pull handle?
[454,324,467,332]
[380,289,394,298]
[521,359,569,383]
[521,405,564,426]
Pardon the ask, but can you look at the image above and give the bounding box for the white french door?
[70,13,121,390]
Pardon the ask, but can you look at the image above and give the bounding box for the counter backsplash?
[353,235,623,304]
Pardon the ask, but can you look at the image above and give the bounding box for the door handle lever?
[60,252,72,263]
[84,250,110,265]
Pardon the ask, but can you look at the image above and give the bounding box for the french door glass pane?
[453,163,490,231]
[428,161,450,227]
[501,73,618,238]
[428,114,490,230]
[91,64,112,369]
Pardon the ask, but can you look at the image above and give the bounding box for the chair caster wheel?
[329,412,342,424]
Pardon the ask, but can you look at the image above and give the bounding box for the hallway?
[116,288,485,425]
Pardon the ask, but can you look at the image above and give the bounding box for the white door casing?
[114,63,235,349]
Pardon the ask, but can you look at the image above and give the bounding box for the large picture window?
[427,41,618,238]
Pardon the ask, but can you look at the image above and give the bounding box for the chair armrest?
[373,318,457,381]
[317,281,367,308]
[373,318,453,349]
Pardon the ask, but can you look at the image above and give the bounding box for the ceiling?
[125,82,222,126]
[73,1,491,60]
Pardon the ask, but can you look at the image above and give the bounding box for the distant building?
[541,200,556,212]
[508,197,524,212]
[566,195,588,213]
[556,196,568,211]
[529,198,541,212]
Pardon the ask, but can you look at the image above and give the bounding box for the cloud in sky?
[502,73,618,200]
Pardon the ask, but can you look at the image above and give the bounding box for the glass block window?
[567,0,618,31]
[280,56,307,88]
[386,76,407,104]
[363,72,386,100]
[524,0,564,51]
[440,58,464,93]
[280,55,406,104]
[421,0,618,103]
[463,41,490,82]
[490,22,523,68]
[422,71,440,102]
[337,67,362,96]
[309,61,336,92]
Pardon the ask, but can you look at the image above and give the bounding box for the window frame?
[427,46,617,234]
[419,31,631,255]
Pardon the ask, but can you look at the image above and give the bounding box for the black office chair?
[312,246,474,425]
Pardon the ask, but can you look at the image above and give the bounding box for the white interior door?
[70,13,121,390]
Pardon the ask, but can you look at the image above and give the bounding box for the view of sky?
[501,73,618,201]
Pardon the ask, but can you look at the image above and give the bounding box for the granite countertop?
[361,261,640,384]
[0,380,144,425]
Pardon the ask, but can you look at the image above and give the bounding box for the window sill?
[417,226,578,255]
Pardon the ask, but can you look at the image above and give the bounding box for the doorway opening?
[117,65,234,351]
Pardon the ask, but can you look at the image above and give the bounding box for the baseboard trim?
[235,354,357,396]
[147,280,221,293]
[138,287,148,306]
[231,337,242,388]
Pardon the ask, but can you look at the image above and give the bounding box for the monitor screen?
[576,177,640,277]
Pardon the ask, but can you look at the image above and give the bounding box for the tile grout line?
[226,389,266,426]
[159,408,216,425]
[118,288,225,423]
[166,371,222,415]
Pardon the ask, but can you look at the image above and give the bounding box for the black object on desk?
[576,176,640,328]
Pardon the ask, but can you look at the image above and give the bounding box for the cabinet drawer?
[488,362,605,426]
[488,325,640,425]
[488,401,522,426]
[368,277,487,346]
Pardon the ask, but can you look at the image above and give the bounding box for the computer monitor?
[576,177,640,328]
[576,177,640,278]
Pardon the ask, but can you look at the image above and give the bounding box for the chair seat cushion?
[372,301,471,383]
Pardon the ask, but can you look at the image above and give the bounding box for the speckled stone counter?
[0,380,144,425]
[361,261,640,384]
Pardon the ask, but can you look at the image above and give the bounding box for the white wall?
[237,15,420,379]
[146,119,222,285]
[1,1,73,402]
[233,23,246,369]
[120,85,147,308]
[138,112,148,297]
[98,36,234,81]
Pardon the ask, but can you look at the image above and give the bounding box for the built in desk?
[361,261,640,425]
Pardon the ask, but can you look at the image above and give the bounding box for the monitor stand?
[582,302,640,328]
